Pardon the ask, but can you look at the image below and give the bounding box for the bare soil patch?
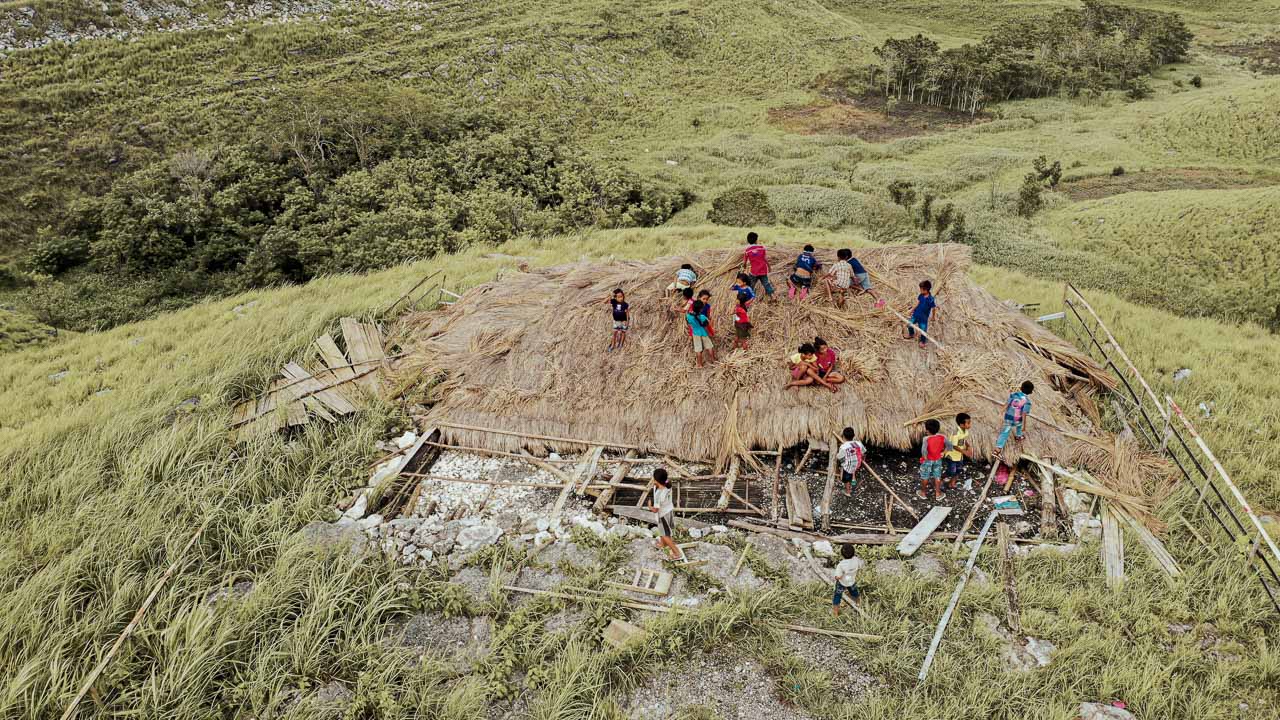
[769,91,988,141]
[1060,168,1275,201]
[780,632,877,698]
[626,649,815,720]
[1213,40,1280,74]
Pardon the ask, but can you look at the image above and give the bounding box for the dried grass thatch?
[395,244,1117,468]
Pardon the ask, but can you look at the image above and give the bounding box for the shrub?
[706,187,776,227]
[1016,174,1044,218]
[27,230,90,274]
[1190,74,1202,88]
[1126,78,1153,100]
[1112,166,1126,176]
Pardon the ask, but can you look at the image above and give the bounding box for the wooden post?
[771,443,783,522]
[997,521,1022,635]
[954,461,1001,548]
[919,512,997,683]
[1038,462,1058,539]
[717,456,741,511]
[821,438,838,533]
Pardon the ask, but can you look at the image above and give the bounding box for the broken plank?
[574,446,605,496]
[314,334,356,383]
[281,362,359,416]
[1101,503,1126,589]
[897,506,952,557]
[715,456,740,510]
[608,505,658,525]
[340,317,383,395]
[787,478,814,529]
[918,511,998,683]
[821,437,837,533]
[593,450,638,512]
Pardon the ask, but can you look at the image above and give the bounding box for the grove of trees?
[860,0,1193,113]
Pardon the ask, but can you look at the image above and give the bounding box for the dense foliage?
[860,1,1193,113]
[20,85,692,329]
[706,187,777,227]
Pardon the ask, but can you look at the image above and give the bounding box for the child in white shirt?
[832,544,864,617]
[647,468,685,561]
[836,426,866,497]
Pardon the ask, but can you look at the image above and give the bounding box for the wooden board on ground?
[1115,507,1181,578]
[606,568,673,597]
[602,619,644,649]
[897,506,952,556]
[787,478,814,529]
[340,317,384,394]
[1101,503,1125,588]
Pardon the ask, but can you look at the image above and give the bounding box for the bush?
[1112,166,1126,177]
[1016,174,1044,218]
[706,187,776,227]
[1190,75,1202,88]
[1126,78,1153,100]
[27,230,90,274]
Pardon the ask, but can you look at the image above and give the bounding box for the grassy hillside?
[3,227,1279,718]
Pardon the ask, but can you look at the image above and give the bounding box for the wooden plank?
[780,624,883,641]
[433,420,641,451]
[273,379,308,427]
[607,506,659,524]
[593,450,638,512]
[716,456,740,510]
[997,521,1022,635]
[340,317,383,395]
[733,541,751,577]
[896,506,953,556]
[771,443,783,522]
[790,479,814,528]
[1038,463,1058,539]
[574,446,605,496]
[314,334,356,383]
[602,619,644,649]
[280,362,358,416]
[918,512,998,683]
[1101,503,1125,589]
[821,437,838,533]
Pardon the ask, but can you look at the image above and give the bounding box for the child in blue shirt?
[730,273,757,308]
[788,245,821,302]
[686,299,717,368]
[994,381,1034,458]
[906,279,937,348]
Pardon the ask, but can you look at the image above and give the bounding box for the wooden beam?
[953,461,1001,549]
[716,456,740,510]
[896,506,953,557]
[574,446,605,496]
[593,450,638,513]
[779,624,883,641]
[1101,502,1125,589]
[1038,462,1058,539]
[434,421,640,450]
[821,438,838,533]
[771,443,783,522]
[919,512,998,683]
[997,521,1022,636]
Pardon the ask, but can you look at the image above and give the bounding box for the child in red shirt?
[733,295,751,350]
[742,231,775,300]
[918,418,952,500]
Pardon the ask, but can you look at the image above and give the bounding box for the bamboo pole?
[771,443,783,522]
[433,420,641,450]
[424,441,576,464]
[862,462,920,521]
[919,511,997,683]
[953,462,1001,548]
[821,438,838,533]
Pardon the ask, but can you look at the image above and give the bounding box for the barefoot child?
[697,289,715,337]
[918,418,951,500]
[730,273,756,308]
[667,263,698,294]
[686,300,716,367]
[836,427,866,497]
[826,249,856,308]
[785,343,837,392]
[832,544,864,617]
[946,412,973,490]
[608,288,629,352]
[846,251,886,308]
[733,294,752,350]
[906,280,938,348]
[994,381,1034,458]
[648,469,685,562]
[788,244,821,302]
[742,232,775,300]
[813,337,846,388]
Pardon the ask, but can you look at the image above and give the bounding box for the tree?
[920,193,935,229]
[888,180,917,209]
[1016,173,1044,217]
[1032,156,1062,187]
[934,202,955,240]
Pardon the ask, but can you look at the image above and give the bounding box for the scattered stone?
[342,493,368,521]
[204,580,254,607]
[1079,702,1135,720]
[911,553,946,580]
[392,431,417,449]
[48,370,69,382]
[695,542,765,592]
[873,559,907,577]
[746,534,809,585]
[811,540,836,558]
[456,524,503,552]
[94,388,113,397]
[396,613,492,671]
[975,613,1055,671]
[357,513,383,531]
[1172,368,1192,383]
[450,565,495,606]
[289,521,369,559]
[626,650,815,720]
[781,630,877,698]
[1071,513,1102,541]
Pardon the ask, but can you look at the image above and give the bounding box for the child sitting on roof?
[733,293,752,350]
[785,343,837,393]
[994,381,1034,459]
[825,249,887,309]
[812,337,846,388]
[836,427,866,497]
[918,418,952,501]
[607,288,629,353]
[788,245,821,302]
[667,263,698,293]
[906,279,938,348]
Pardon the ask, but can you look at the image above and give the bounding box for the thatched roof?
[396,244,1117,467]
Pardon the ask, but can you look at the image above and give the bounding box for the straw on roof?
[395,243,1117,467]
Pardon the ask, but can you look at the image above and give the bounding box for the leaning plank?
[574,446,605,496]
[820,438,838,533]
[788,478,814,529]
[340,317,383,395]
[593,450,638,512]
[1101,502,1125,588]
[896,506,953,557]
[1038,463,1058,539]
[716,456,740,510]
[918,511,998,683]
[953,461,1002,549]
[1114,509,1181,577]
[607,505,659,524]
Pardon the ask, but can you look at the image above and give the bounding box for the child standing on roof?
[686,299,716,368]
[918,418,951,501]
[648,469,685,562]
[742,232,775,301]
[788,244,821,302]
[831,544,864,617]
[946,412,972,490]
[733,293,752,350]
[836,427,866,497]
[607,288,629,353]
[826,249,855,308]
[906,279,938,348]
[668,263,698,294]
[697,289,715,337]
[731,272,756,308]
[994,381,1034,459]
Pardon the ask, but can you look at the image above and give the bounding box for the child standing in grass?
[686,299,716,367]
[648,468,685,562]
[607,288,629,353]
[831,543,864,617]
[836,427,866,497]
[668,263,698,293]
[731,272,756,308]
[742,232,775,300]
[946,412,972,490]
[733,294,752,350]
[906,279,938,348]
[994,381,1034,459]
[918,418,951,501]
[788,244,821,302]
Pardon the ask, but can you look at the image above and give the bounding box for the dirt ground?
[1213,40,1280,74]
[768,90,988,141]
[1059,168,1276,201]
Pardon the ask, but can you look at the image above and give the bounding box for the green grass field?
[4,0,1280,718]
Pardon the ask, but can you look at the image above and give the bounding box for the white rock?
[456,524,503,552]
[689,528,704,539]
[343,493,369,521]
[535,518,551,532]
[533,530,555,549]
[812,540,836,558]
[1025,637,1056,667]
[336,516,355,527]
[370,460,400,485]
[357,514,383,531]
[1062,489,1088,514]
[417,548,434,561]
[1079,702,1135,720]
[1172,368,1191,383]
[393,431,417,449]
[548,452,562,461]
[401,544,417,557]
[710,524,728,534]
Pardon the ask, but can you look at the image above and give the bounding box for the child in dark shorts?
[832,543,864,616]
[733,294,752,350]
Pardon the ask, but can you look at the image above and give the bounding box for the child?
[697,289,714,336]
[836,427,866,497]
[686,299,716,367]
[647,469,685,562]
[906,280,938,348]
[742,232,775,300]
[994,381,1034,458]
[785,343,837,393]
[825,249,856,308]
[812,337,846,388]
[730,272,757,308]
[946,412,972,490]
[608,288,629,352]
[831,543,864,617]
[667,263,698,293]
[788,244,821,302]
[846,251,886,308]
[918,418,951,501]
[733,294,752,350]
